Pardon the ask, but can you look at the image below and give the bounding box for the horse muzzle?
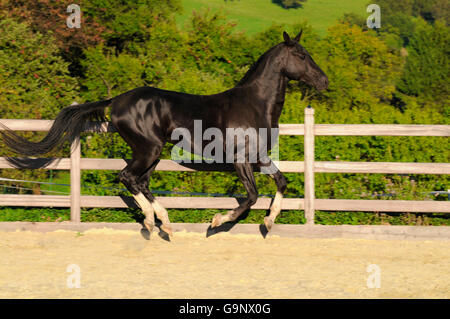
[315,76,329,91]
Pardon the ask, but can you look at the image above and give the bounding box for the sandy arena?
[0,228,449,298]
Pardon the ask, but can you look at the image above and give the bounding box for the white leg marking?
[222,210,233,223]
[269,191,283,218]
[211,210,233,228]
[133,193,155,231]
[265,191,283,231]
[151,200,173,235]
[151,200,170,224]
[134,193,154,212]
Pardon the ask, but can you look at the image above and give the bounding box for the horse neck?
[237,56,288,124]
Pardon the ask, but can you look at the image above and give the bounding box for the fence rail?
[1,107,449,224]
[1,119,449,136]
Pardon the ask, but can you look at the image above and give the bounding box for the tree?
[370,0,450,46]
[0,0,183,75]
[0,0,106,75]
[430,0,450,25]
[0,18,78,120]
[0,0,106,52]
[314,23,403,109]
[397,19,449,104]
[0,18,78,192]
[83,0,182,53]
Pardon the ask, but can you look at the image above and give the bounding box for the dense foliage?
[0,0,448,225]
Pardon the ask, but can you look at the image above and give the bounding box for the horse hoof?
[211,213,222,228]
[161,225,173,237]
[264,217,273,232]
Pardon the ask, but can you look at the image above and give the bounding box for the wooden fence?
[0,107,449,225]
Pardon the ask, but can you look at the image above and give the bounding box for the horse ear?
[294,30,303,42]
[283,31,292,44]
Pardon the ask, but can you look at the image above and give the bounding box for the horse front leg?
[264,170,287,232]
[211,163,258,228]
[256,159,287,232]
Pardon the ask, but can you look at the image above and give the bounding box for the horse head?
[281,30,328,91]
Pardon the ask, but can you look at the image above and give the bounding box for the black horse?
[1,31,328,236]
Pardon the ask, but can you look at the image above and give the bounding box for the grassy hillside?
[178,0,367,35]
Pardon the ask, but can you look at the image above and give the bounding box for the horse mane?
[236,43,283,87]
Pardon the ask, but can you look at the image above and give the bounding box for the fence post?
[70,102,81,222]
[304,106,315,225]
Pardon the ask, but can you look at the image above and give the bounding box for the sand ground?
[0,228,449,298]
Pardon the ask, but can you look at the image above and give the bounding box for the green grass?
[178,0,367,35]
[39,171,71,195]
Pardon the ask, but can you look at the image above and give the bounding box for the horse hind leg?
[135,192,156,233]
[150,199,172,236]
[114,114,172,235]
[140,179,173,236]
[119,153,173,236]
[136,159,173,236]
[118,161,157,233]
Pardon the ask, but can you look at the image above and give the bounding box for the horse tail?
[0,99,112,156]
